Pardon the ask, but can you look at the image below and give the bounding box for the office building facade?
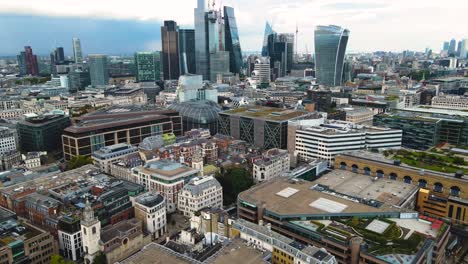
[194,0,208,79]
[0,127,17,155]
[177,176,223,216]
[92,143,138,174]
[17,46,39,76]
[132,160,199,212]
[218,106,316,149]
[62,107,182,160]
[58,216,83,261]
[314,25,349,87]
[373,109,468,150]
[161,20,180,80]
[17,114,71,153]
[291,120,402,164]
[179,29,196,74]
[134,52,160,82]
[253,149,290,182]
[89,54,109,86]
[224,6,243,74]
[73,37,83,63]
[68,70,91,92]
[132,192,167,239]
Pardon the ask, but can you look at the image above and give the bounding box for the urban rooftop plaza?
[0,0,467,263]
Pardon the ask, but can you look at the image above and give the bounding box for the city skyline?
[0,0,466,56]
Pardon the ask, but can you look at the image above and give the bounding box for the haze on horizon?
[0,0,466,56]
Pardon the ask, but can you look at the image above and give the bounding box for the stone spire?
[82,198,95,223]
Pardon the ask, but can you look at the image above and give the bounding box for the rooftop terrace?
[220,106,310,121]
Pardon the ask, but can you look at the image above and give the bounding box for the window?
[92,227,96,234]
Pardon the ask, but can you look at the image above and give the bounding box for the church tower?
[81,199,101,264]
[191,146,204,176]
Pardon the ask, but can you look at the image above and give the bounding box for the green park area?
[384,149,468,174]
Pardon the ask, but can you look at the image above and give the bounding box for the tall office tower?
[23,46,39,76]
[448,38,456,55]
[261,22,275,56]
[456,40,463,57]
[442,41,449,51]
[134,52,160,82]
[17,51,27,76]
[49,52,57,76]
[246,55,258,77]
[194,0,208,79]
[267,33,294,79]
[161,20,180,80]
[224,6,243,74]
[179,29,196,74]
[314,25,350,87]
[461,39,468,59]
[251,57,271,85]
[206,9,230,81]
[88,54,109,86]
[54,47,65,64]
[72,38,83,63]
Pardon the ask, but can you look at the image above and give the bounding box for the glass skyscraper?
[134,52,160,82]
[72,37,83,63]
[194,0,208,80]
[161,20,180,80]
[179,29,196,75]
[89,54,109,86]
[314,25,349,87]
[261,22,274,56]
[224,6,242,74]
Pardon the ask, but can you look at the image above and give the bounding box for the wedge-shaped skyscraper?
[314,25,349,87]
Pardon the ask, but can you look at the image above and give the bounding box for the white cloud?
[0,0,466,52]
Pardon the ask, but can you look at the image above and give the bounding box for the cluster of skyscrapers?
[442,38,467,58]
[161,0,242,81]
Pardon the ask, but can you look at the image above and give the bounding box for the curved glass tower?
[314,25,349,87]
[224,6,243,74]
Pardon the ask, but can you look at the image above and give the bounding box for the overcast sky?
[0,0,466,56]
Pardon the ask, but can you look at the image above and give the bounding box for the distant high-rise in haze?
[267,33,294,79]
[18,46,39,76]
[314,25,349,87]
[456,40,462,57]
[261,22,275,56]
[88,54,109,86]
[161,20,180,80]
[17,51,27,76]
[194,0,208,79]
[73,38,83,63]
[54,47,65,64]
[461,39,468,59]
[442,41,450,51]
[134,52,160,82]
[224,6,243,74]
[179,29,196,75]
[448,38,456,55]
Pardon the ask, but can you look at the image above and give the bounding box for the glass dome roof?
[168,100,221,124]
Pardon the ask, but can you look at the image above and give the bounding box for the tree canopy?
[216,167,254,206]
[67,155,93,170]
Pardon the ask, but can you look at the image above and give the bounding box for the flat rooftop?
[239,178,401,217]
[121,239,266,264]
[121,243,192,264]
[211,239,266,264]
[341,151,468,181]
[220,106,310,121]
[314,170,418,207]
[139,159,198,178]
